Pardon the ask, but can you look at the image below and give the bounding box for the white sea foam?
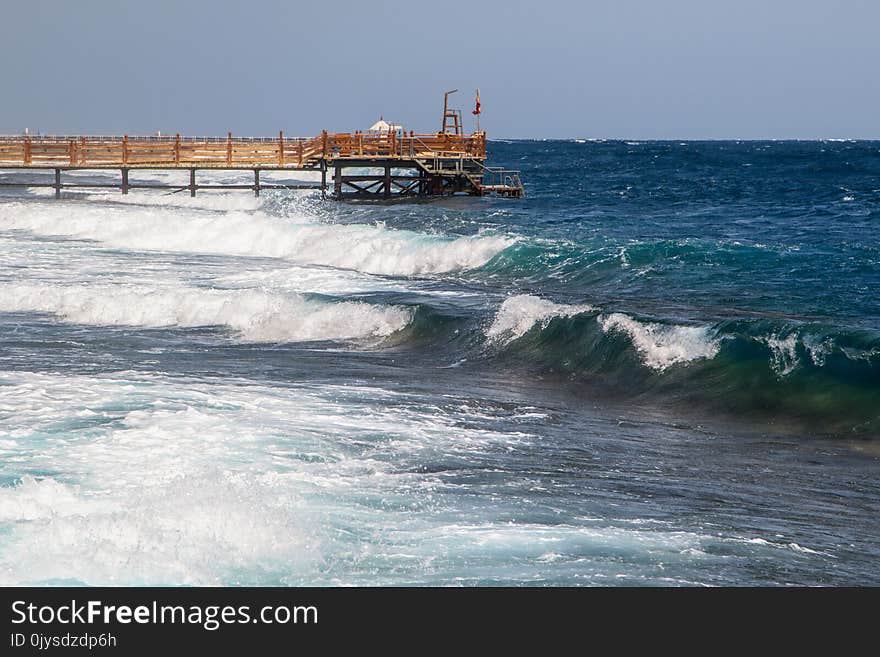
[0,371,544,585]
[213,264,415,296]
[598,313,720,370]
[0,202,514,277]
[0,282,411,342]
[0,471,318,585]
[0,475,109,522]
[0,370,789,586]
[0,372,326,584]
[486,294,594,344]
[801,334,834,368]
[760,332,839,376]
[0,227,424,301]
[736,536,830,557]
[761,333,799,376]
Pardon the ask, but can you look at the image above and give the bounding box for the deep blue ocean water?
[0,140,878,585]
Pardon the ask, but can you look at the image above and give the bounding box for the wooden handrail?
[0,131,486,167]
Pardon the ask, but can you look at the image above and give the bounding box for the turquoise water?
[0,140,878,585]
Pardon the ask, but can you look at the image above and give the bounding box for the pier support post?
[384,163,392,198]
[121,168,129,195]
[320,160,327,199]
[189,169,196,197]
[333,164,342,200]
[54,169,61,199]
[254,169,260,197]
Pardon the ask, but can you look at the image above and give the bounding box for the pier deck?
[0,131,523,199]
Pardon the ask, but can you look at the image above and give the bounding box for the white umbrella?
[368,118,400,132]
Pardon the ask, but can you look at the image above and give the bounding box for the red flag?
[472,89,481,115]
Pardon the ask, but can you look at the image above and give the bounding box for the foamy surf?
[0,201,514,277]
[0,370,779,586]
[0,371,542,585]
[0,282,412,343]
[0,471,319,586]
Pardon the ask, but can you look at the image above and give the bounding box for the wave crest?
[486,294,595,344]
[598,313,720,370]
[0,282,412,343]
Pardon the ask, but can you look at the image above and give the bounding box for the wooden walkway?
[0,131,523,199]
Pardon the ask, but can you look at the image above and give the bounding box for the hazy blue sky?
[1,0,878,139]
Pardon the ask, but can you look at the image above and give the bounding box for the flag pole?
[474,88,482,133]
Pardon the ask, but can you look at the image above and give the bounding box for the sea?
[0,139,878,586]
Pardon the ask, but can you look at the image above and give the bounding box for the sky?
[1,0,878,139]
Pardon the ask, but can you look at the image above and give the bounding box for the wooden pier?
[0,130,523,200]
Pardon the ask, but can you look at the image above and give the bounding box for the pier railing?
[0,131,487,168]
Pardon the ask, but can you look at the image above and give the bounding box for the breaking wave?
[485,295,718,371]
[0,282,412,343]
[486,294,595,344]
[483,295,880,433]
[0,202,513,277]
[597,312,720,370]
